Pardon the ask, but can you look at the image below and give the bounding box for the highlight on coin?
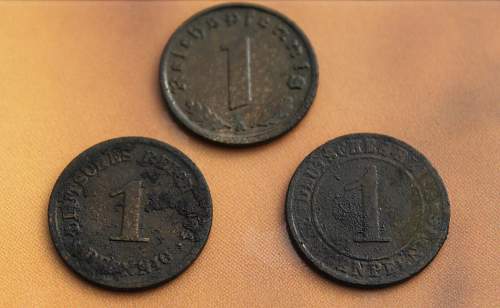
[160,3,318,145]
[286,133,450,287]
[48,137,212,290]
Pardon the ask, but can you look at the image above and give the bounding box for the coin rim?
[48,136,213,291]
[285,133,450,287]
[160,3,319,145]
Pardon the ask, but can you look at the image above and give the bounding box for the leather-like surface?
[0,1,498,307]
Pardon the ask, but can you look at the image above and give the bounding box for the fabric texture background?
[0,1,498,307]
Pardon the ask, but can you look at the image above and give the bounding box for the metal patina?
[48,137,212,290]
[160,3,318,145]
[286,133,450,287]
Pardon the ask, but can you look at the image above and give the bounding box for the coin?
[48,137,212,290]
[160,3,318,145]
[286,133,450,287]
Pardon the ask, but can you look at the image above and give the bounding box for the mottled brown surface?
[161,4,318,145]
[48,137,212,290]
[286,134,450,287]
[0,1,498,307]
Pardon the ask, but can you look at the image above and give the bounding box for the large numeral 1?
[346,165,390,243]
[110,180,149,242]
[220,36,252,111]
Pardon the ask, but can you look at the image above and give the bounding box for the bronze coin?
[48,137,212,290]
[160,3,318,145]
[286,133,450,287]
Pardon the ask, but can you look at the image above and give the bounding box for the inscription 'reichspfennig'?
[160,3,318,145]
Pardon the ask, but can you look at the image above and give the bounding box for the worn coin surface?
[160,3,318,145]
[48,137,212,290]
[286,133,450,287]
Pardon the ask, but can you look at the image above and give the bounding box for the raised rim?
[160,3,319,146]
[285,133,450,287]
[48,136,213,291]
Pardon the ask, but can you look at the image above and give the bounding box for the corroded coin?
[48,137,212,290]
[286,133,450,287]
[160,3,318,145]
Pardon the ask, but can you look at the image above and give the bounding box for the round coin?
[160,3,318,145]
[48,137,212,290]
[286,133,450,287]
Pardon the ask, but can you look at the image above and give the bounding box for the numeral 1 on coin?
[221,36,252,111]
[110,180,149,242]
[347,165,390,243]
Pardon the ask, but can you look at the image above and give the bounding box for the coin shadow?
[282,193,421,291]
[155,75,299,151]
[45,208,184,295]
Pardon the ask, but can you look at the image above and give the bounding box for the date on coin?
[48,137,212,290]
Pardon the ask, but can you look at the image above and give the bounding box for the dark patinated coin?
[48,137,212,290]
[160,3,318,145]
[286,133,450,287]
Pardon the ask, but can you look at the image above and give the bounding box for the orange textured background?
[0,1,499,307]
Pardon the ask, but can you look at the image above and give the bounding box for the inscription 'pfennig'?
[49,137,213,290]
[286,133,450,287]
